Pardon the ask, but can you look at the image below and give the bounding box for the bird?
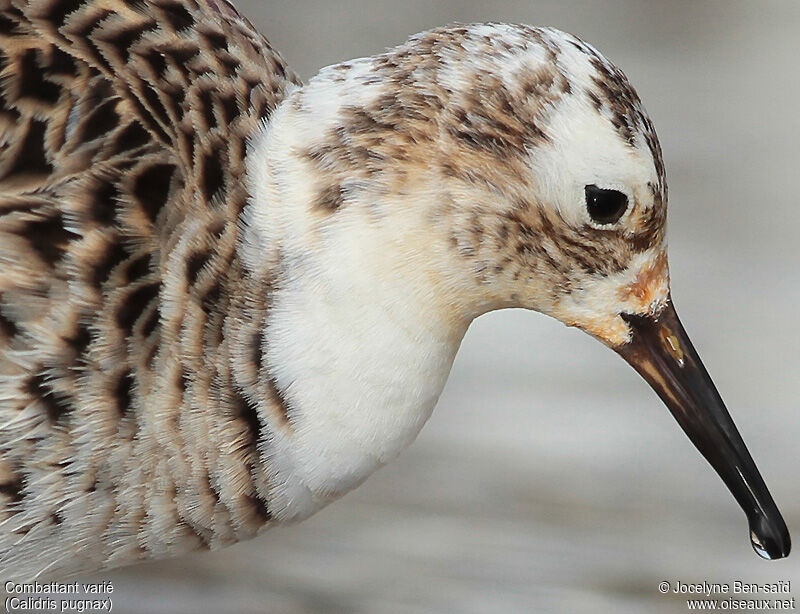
[0,0,790,580]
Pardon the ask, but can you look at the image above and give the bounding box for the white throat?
[241,94,470,522]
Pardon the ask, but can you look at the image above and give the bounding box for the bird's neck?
[237,249,467,522]
[232,90,477,521]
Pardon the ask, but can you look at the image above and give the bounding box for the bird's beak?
[616,299,790,559]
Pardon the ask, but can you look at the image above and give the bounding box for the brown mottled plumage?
[0,0,296,577]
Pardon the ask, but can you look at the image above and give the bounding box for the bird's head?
[244,23,789,558]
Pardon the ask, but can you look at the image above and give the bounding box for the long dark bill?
[617,299,790,559]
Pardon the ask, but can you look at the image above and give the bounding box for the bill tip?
[749,518,791,560]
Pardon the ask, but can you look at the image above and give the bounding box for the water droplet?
[750,528,773,560]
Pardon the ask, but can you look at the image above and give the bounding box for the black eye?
[584,184,629,225]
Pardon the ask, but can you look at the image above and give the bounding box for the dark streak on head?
[584,53,666,195]
[314,183,344,211]
[0,476,24,502]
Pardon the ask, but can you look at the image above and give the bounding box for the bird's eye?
[584,184,629,225]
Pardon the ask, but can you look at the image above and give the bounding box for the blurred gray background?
[94,1,799,612]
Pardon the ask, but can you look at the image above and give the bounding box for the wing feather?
[0,0,298,578]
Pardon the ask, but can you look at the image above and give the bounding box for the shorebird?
[0,0,790,580]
